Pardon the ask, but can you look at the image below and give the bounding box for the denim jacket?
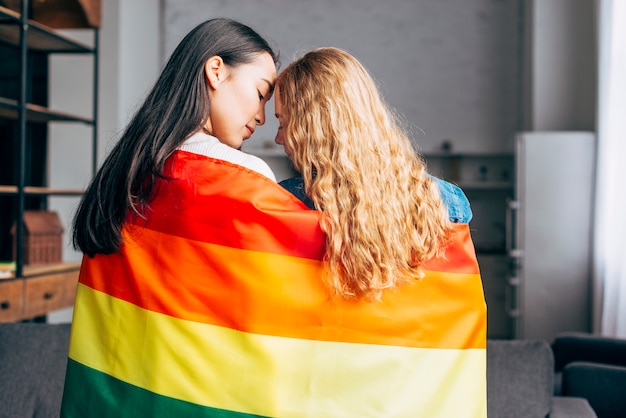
[279,174,472,223]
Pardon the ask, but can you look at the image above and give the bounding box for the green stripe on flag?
[61,359,266,418]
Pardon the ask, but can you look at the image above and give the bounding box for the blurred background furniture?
[552,332,626,418]
[488,339,596,418]
[0,323,70,417]
[0,0,98,324]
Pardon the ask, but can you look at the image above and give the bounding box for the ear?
[204,55,226,89]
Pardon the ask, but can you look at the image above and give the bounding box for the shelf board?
[1,262,81,280]
[0,96,94,123]
[0,185,84,196]
[0,6,94,53]
[24,262,81,277]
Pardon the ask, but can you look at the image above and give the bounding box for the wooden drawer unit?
[0,279,25,322]
[0,264,80,322]
[23,270,79,319]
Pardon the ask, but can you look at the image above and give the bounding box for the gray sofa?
[0,323,71,418]
[0,323,597,418]
[552,332,626,418]
[487,339,596,418]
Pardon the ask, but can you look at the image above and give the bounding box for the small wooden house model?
[11,210,64,265]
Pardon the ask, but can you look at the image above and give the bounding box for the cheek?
[284,140,295,158]
[236,85,261,118]
[218,84,254,124]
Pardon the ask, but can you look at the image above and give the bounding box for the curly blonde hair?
[276,47,453,300]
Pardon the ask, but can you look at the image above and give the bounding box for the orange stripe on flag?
[79,225,485,349]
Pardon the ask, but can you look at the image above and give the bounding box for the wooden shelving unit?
[0,3,98,322]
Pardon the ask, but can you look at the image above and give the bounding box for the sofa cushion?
[551,396,597,418]
[562,361,626,418]
[487,339,554,418]
[552,332,626,372]
[0,323,71,418]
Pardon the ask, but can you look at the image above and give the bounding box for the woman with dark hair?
[61,18,281,416]
[72,17,278,257]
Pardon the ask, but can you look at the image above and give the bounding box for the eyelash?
[258,91,264,101]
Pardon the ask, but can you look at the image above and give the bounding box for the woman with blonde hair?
[274,46,473,300]
[266,48,486,416]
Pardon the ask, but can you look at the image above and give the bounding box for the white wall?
[164,0,522,155]
[523,0,597,130]
[47,0,161,322]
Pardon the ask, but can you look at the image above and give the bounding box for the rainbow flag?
[61,151,487,417]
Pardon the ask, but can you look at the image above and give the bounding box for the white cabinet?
[509,132,595,341]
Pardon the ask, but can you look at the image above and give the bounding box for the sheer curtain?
[593,0,626,338]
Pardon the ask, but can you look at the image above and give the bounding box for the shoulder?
[279,176,315,209]
[236,153,276,181]
[428,174,473,223]
[280,174,472,222]
[179,132,276,181]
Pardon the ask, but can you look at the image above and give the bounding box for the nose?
[275,130,284,145]
[274,124,285,145]
[255,105,266,126]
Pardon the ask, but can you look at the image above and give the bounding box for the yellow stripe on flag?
[69,283,486,418]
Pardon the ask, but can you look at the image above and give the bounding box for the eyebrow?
[262,78,275,95]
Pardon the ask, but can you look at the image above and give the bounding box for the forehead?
[235,53,276,83]
[274,86,283,113]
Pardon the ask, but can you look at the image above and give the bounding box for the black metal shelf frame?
[0,2,99,279]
